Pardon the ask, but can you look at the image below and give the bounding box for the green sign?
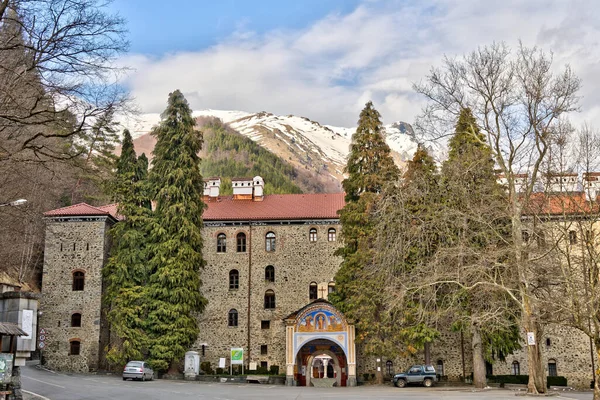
[230,347,243,365]
[0,353,13,383]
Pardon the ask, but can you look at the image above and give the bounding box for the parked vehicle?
[392,365,437,388]
[123,361,154,381]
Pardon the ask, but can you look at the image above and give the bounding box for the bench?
[246,375,269,384]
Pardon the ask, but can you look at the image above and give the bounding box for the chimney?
[203,177,221,201]
[253,176,264,201]
[546,172,579,193]
[583,172,600,201]
[232,177,253,200]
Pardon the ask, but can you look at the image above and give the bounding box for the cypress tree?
[330,101,399,384]
[103,129,152,367]
[146,90,207,372]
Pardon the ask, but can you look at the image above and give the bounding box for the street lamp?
[0,199,27,207]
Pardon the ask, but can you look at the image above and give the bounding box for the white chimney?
[253,176,264,201]
[583,172,600,201]
[203,177,221,200]
[546,173,579,193]
[232,177,253,200]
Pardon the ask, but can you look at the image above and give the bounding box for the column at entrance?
[285,325,295,386]
[347,325,357,387]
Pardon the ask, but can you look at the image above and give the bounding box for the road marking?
[22,389,51,400]
[23,375,66,388]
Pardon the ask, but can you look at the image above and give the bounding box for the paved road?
[20,365,595,400]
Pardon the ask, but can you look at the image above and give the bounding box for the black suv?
[392,365,438,388]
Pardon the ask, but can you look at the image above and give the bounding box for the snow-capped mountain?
[119,109,419,186]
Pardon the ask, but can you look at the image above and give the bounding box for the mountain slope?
[124,109,419,192]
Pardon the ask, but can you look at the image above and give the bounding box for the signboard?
[22,310,33,340]
[219,358,226,368]
[249,362,257,370]
[0,354,13,383]
[527,332,536,346]
[230,348,244,365]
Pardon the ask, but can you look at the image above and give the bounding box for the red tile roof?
[204,193,345,221]
[44,203,119,220]
[45,194,345,222]
[525,192,599,216]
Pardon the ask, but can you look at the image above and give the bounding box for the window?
[236,233,247,252]
[69,340,80,356]
[546,338,551,347]
[328,282,335,294]
[309,282,318,300]
[548,359,557,377]
[229,270,239,290]
[201,345,205,356]
[71,313,81,327]
[265,232,276,252]
[436,360,444,376]
[217,233,226,253]
[261,320,270,329]
[511,361,520,376]
[522,231,530,243]
[264,290,275,309]
[72,271,85,291]
[536,231,546,248]
[60,243,63,252]
[569,230,577,244]
[261,361,268,369]
[261,345,268,355]
[86,243,89,251]
[309,228,317,242]
[265,265,275,282]
[328,228,336,242]
[228,309,238,327]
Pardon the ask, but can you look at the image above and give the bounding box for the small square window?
[261,361,268,369]
[261,320,270,329]
[261,345,268,355]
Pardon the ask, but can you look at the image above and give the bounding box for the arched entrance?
[283,300,357,386]
[298,340,345,387]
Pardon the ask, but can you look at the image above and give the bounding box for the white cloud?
[121,0,600,128]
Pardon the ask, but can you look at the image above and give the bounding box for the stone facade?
[195,221,342,372]
[39,217,113,372]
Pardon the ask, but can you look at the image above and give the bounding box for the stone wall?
[195,221,342,372]
[39,217,112,372]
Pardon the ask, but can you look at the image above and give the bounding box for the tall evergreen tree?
[103,129,152,367]
[146,90,207,372]
[330,101,399,384]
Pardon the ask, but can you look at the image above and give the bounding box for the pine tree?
[103,129,152,367]
[330,101,399,384]
[146,90,207,372]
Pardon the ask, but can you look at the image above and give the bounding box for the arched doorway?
[296,340,346,387]
[283,300,357,387]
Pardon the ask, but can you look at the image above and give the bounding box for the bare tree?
[414,42,581,394]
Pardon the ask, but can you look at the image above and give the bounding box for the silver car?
[122,361,154,381]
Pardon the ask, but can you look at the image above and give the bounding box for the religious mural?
[297,308,346,332]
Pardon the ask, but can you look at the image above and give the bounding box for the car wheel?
[123,377,126,381]
[423,378,433,387]
[396,379,406,388]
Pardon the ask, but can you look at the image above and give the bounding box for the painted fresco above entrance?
[297,307,346,333]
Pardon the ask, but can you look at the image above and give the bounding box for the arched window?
[228,309,238,327]
[521,230,530,243]
[309,282,318,300]
[511,361,520,375]
[217,233,226,253]
[71,313,82,327]
[236,233,247,252]
[328,228,336,242]
[328,282,335,294]
[548,359,557,377]
[264,290,276,309]
[265,265,275,282]
[69,340,81,356]
[436,360,444,377]
[229,270,239,290]
[72,271,85,291]
[309,228,317,242]
[265,232,276,252]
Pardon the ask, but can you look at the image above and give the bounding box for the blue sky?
[113,0,600,128]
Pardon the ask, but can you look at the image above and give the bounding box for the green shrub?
[200,361,213,375]
[216,368,224,375]
[269,365,279,375]
[486,375,529,385]
[363,373,370,381]
[256,366,269,374]
[547,376,568,387]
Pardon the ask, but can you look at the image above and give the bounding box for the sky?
[112,0,600,128]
